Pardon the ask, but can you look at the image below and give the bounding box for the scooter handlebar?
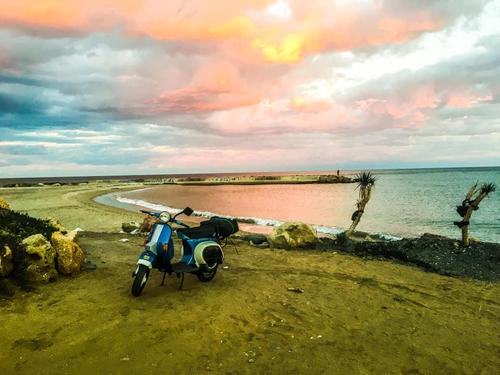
[140,210,159,218]
[174,219,190,228]
[140,210,189,227]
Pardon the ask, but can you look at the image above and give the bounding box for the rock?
[241,234,268,244]
[122,221,140,233]
[316,237,336,251]
[267,222,318,249]
[250,241,270,248]
[0,198,11,210]
[49,217,66,233]
[0,245,14,278]
[51,231,85,275]
[350,233,500,281]
[22,234,58,283]
[139,216,158,233]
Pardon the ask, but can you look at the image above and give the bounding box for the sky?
[1,0,500,177]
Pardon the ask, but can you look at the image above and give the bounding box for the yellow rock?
[0,197,11,210]
[267,222,318,249]
[22,234,58,283]
[51,231,85,275]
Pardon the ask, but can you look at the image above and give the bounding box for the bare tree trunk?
[460,190,488,246]
[461,225,469,246]
[347,212,363,236]
[346,186,372,237]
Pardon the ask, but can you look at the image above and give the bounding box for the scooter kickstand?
[160,271,167,286]
[177,272,185,290]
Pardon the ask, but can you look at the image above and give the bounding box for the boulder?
[267,222,318,249]
[122,221,140,233]
[49,217,66,233]
[0,245,14,277]
[51,231,85,275]
[22,234,58,283]
[0,198,11,210]
[140,216,159,233]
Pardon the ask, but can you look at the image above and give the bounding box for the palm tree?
[455,182,496,246]
[346,172,376,237]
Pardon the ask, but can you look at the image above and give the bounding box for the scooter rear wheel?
[197,264,218,282]
[132,264,150,296]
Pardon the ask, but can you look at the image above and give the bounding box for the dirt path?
[0,185,499,374]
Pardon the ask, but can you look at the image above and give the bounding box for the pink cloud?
[152,61,262,114]
[1,1,448,63]
[446,94,492,108]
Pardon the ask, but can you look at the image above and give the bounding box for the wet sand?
[0,184,499,374]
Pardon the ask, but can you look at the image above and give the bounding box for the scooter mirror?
[183,207,194,216]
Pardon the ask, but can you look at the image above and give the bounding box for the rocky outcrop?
[0,198,11,210]
[51,232,85,275]
[267,222,318,249]
[22,234,58,283]
[348,233,500,281]
[0,245,14,277]
[140,216,158,233]
[122,221,140,233]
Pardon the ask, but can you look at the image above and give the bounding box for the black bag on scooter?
[201,216,239,239]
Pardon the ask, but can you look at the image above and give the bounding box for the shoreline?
[95,189,405,240]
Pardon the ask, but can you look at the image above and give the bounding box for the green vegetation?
[0,208,57,240]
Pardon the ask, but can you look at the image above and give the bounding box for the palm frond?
[481,182,496,195]
[355,171,376,188]
[466,181,479,199]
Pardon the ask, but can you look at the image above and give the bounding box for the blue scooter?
[131,207,238,296]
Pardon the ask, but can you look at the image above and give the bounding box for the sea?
[95,167,500,243]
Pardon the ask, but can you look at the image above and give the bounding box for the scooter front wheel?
[197,264,218,282]
[131,264,150,297]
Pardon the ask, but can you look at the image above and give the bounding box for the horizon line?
[1,165,499,182]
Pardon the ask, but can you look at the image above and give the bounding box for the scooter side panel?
[180,238,217,265]
[138,224,173,268]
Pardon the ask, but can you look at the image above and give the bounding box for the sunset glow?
[1,0,499,177]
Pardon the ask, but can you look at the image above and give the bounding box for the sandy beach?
[1,183,499,374]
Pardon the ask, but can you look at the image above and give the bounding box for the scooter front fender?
[137,250,157,269]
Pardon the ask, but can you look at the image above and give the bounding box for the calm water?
[110,167,500,242]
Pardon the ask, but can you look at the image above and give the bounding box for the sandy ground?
[0,184,499,374]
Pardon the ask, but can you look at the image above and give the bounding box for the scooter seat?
[177,223,217,239]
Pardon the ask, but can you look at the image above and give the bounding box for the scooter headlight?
[159,211,171,223]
